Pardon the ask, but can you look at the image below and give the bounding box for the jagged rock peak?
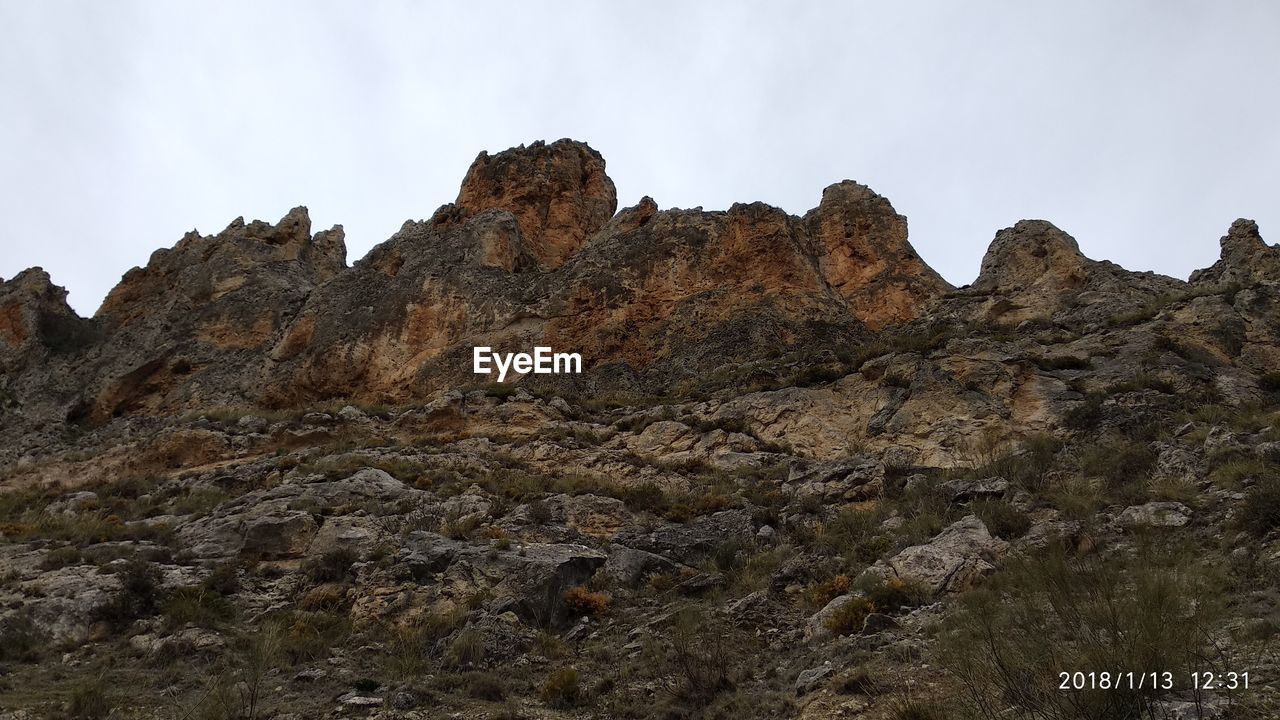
[955,219,1186,327]
[449,139,618,270]
[1191,218,1279,286]
[96,206,346,325]
[974,220,1087,292]
[805,180,951,328]
[0,267,93,373]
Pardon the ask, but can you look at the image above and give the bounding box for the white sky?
[2,1,1277,316]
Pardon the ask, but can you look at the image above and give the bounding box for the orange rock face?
[3,139,962,421]
[449,139,618,270]
[806,181,952,329]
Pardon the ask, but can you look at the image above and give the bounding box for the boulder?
[1118,502,1191,529]
[868,515,1009,597]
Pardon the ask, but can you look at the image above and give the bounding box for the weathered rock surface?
[950,219,1185,326]
[1191,218,1280,287]
[0,268,94,376]
[445,138,618,270]
[867,516,1009,596]
[1118,501,1192,529]
[3,137,1280,719]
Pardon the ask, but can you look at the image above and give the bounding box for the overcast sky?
[2,2,1277,316]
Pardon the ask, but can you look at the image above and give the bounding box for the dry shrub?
[563,586,611,616]
[804,574,851,610]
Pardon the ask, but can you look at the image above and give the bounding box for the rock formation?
[1,139,1278,720]
[1191,217,1280,287]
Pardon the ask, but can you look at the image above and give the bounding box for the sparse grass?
[64,676,113,720]
[1108,283,1239,327]
[533,630,569,659]
[446,627,485,669]
[958,431,1061,493]
[383,609,465,678]
[298,453,427,483]
[887,697,946,720]
[276,609,352,664]
[725,544,793,595]
[1034,355,1090,371]
[831,667,880,696]
[163,586,235,630]
[1107,372,1175,395]
[1209,456,1272,487]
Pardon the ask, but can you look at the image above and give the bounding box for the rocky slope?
[2,140,1280,720]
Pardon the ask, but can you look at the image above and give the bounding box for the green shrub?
[814,506,890,562]
[859,576,925,613]
[1064,392,1105,430]
[620,482,670,514]
[302,546,358,584]
[1080,437,1157,488]
[0,610,47,662]
[463,671,507,701]
[937,543,1221,720]
[662,607,736,704]
[40,545,83,570]
[201,561,240,596]
[527,500,553,525]
[541,667,581,708]
[1237,477,1280,537]
[824,596,876,636]
[92,558,162,630]
[1259,371,1280,393]
[971,499,1032,539]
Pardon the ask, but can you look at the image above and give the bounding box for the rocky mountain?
[1,139,1279,720]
